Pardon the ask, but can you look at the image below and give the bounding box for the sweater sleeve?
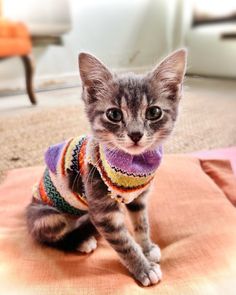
[44,141,66,174]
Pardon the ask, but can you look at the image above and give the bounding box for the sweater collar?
[100,144,163,176]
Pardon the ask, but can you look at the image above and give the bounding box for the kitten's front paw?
[144,244,161,263]
[77,236,97,254]
[135,262,162,287]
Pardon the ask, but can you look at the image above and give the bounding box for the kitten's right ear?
[78,53,113,87]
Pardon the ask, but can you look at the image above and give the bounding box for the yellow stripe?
[64,136,84,172]
[99,147,153,188]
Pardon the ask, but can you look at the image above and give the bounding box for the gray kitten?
[26,49,186,286]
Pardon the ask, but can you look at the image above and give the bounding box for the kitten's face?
[79,50,186,155]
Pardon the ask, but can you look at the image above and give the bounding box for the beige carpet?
[0,78,236,182]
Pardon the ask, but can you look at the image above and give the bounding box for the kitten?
[26,49,186,286]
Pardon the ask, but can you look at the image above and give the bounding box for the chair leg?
[21,55,37,105]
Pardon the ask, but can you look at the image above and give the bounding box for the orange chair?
[0,19,37,104]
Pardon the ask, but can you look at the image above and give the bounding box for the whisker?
[84,158,102,186]
[71,171,81,192]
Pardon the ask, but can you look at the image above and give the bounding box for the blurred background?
[0,0,236,177]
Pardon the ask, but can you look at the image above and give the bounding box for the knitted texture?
[33,136,88,215]
[33,136,163,215]
[88,144,162,203]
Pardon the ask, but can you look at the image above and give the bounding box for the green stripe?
[43,168,84,216]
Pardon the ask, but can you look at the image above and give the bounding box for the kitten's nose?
[128,132,143,144]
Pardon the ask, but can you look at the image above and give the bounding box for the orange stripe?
[61,138,74,176]
[72,192,88,206]
[39,177,53,205]
[78,139,87,176]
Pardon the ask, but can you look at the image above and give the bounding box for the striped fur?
[84,164,162,286]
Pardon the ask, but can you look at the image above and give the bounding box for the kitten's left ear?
[150,49,187,84]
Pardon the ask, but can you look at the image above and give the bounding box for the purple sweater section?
[104,146,163,175]
[44,137,162,177]
[44,141,66,173]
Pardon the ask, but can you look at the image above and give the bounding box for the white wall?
[0,0,174,91]
[186,24,236,78]
[4,0,71,36]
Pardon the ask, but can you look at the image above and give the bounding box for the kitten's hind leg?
[77,235,97,253]
[26,202,98,251]
[54,213,99,252]
[26,202,71,244]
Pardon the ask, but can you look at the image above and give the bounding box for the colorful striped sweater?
[32,136,163,215]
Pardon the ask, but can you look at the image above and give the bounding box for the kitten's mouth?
[121,143,148,155]
[109,138,153,155]
[130,143,141,148]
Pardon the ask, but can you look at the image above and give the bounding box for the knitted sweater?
[32,136,163,215]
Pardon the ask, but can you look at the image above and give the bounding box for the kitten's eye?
[146,106,163,121]
[106,108,123,123]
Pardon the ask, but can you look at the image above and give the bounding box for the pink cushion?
[192,147,236,175]
[0,157,236,294]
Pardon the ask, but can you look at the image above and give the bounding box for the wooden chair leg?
[21,55,37,105]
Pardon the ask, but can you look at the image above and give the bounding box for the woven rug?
[0,87,236,183]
